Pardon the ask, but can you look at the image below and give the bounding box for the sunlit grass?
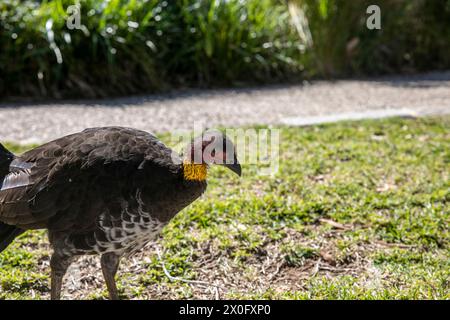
[1,116,449,299]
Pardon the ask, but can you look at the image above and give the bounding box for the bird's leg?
[100,252,121,300]
[50,253,73,300]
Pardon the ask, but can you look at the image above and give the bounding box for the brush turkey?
[0,127,241,299]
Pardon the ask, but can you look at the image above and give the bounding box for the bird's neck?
[182,160,208,181]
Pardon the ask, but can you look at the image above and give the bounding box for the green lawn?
[1,116,449,299]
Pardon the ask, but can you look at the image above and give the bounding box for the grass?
[1,116,449,299]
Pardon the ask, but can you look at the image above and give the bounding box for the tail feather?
[0,144,21,252]
[0,143,15,179]
[0,223,24,253]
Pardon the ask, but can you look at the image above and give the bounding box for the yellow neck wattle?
[182,161,208,181]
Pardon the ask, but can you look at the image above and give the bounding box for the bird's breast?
[54,182,207,257]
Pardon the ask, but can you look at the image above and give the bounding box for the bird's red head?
[184,130,241,178]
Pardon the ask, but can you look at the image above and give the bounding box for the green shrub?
[0,0,449,99]
[0,0,303,98]
[292,0,450,76]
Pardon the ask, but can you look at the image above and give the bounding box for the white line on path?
[280,108,418,126]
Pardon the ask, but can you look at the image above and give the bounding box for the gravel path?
[1,72,449,144]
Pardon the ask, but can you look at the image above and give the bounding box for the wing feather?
[0,127,180,231]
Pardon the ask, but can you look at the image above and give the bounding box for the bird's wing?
[0,127,180,230]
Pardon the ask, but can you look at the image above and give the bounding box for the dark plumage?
[0,127,241,299]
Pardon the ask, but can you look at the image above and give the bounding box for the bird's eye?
[211,150,216,157]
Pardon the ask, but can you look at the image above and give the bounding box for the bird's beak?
[223,157,241,176]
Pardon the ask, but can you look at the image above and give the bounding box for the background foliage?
[1,0,449,99]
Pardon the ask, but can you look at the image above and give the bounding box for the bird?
[0,127,241,300]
